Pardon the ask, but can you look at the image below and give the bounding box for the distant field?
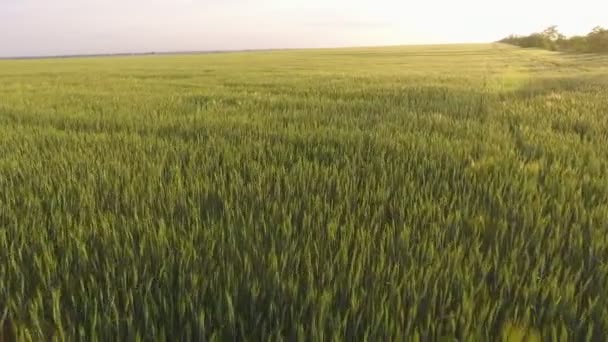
[1,44,608,340]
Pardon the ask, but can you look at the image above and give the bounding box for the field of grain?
[1,44,608,340]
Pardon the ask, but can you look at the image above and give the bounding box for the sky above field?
[1,0,607,57]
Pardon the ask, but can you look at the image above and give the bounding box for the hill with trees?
[500,26,608,53]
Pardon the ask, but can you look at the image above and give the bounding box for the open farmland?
[1,44,608,340]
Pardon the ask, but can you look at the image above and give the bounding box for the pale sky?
[1,0,606,57]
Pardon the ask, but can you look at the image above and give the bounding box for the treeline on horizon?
[500,26,608,53]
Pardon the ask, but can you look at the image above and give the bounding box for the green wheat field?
[1,44,608,340]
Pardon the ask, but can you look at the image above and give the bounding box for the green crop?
[1,44,607,340]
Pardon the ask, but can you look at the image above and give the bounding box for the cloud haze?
[1,0,606,57]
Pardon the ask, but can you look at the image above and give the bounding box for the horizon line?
[0,41,494,61]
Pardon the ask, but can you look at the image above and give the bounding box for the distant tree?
[587,26,608,52]
[542,25,562,41]
[539,26,565,50]
[591,26,606,35]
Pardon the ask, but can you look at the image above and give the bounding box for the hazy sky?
[1,0,606,57]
